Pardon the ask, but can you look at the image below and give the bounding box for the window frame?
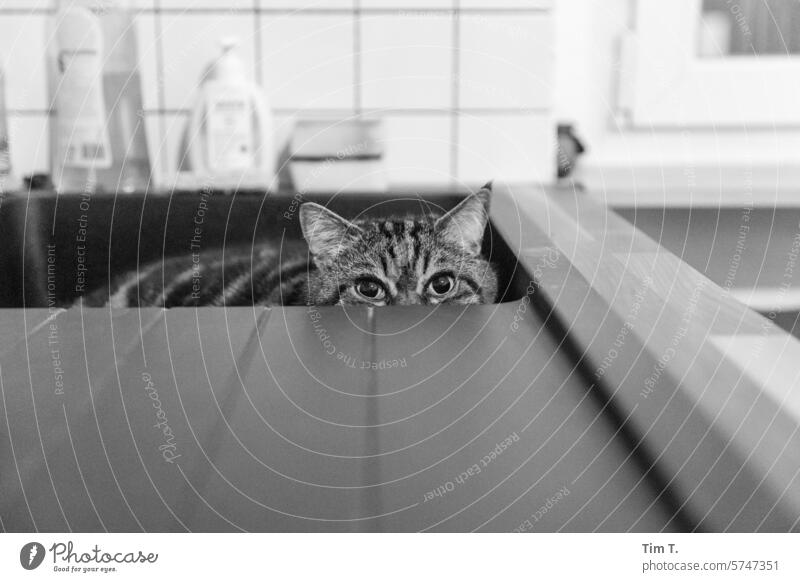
[631,0,800,127]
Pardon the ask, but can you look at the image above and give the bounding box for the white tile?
[260,0,353,8]
[456,114,553,184]
[360,12,454,109]
[135,13,160,110]
[160,0,254,9]
[459,14,552,109]
[0,0,52,9]
[158,13,257,110]
[260,14,354,109]
[381,114,451,185]
[460,0,551,8]
[0,14,48,111]
[7,115,50,176]
[360,0,452,8]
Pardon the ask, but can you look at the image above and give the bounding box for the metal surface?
[0,303,677,532]
[0,187,689,532]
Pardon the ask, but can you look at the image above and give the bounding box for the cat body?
[84,245,312,307]
[83,185,498,307]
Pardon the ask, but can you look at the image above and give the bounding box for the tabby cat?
[83,184,498,307]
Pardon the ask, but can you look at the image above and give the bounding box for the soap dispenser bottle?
[0,63,14,192]
[186,38,275,186]
[49,0,150,193]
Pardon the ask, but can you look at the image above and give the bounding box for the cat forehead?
[356,215,438,233]
[354,218,438,249]
[336,218,440,270]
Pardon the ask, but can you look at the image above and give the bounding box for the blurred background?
[2,1,799,195]
[3,1,800,193]
[0,0,555,190]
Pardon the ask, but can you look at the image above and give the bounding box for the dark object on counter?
[556,123,586,179]
[23,173,53,191]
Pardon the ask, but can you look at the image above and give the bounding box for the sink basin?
[0,189,531,308]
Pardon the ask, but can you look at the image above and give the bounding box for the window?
[629,0,800,126]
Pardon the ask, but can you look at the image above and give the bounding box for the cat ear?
[299,203,362,263]
[435,183,492,255]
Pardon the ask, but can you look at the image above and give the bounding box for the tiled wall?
[0,0,554,187]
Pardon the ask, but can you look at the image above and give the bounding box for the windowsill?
[579,165,800,208]
[574,127,800,206]
[584,185,800,208]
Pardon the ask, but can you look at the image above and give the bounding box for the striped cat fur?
[82,184,498,307]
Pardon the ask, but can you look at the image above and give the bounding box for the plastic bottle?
[95,0,150,193]
[49,0,150,193]
[185,37,275,187]
[0,64,13,192]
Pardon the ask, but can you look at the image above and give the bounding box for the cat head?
[299,183,498,306]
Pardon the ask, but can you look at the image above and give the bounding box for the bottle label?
[206,90,254,172]
[56,50,112,169]
[0,75,10,176]
[0,137,9,176]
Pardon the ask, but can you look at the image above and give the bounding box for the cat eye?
[427,274,455,297]
[355,279,386,301]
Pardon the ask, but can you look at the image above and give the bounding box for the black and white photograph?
[0,0,799,579]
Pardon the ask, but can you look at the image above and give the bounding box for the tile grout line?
[0,6,551,16]
[353,0,362,114]
[8,108,550,117]
[450,0,461,184]
[123,107,549,116]
[122,7,551,16]
[253,0,263,86]
[0,7,552,15]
